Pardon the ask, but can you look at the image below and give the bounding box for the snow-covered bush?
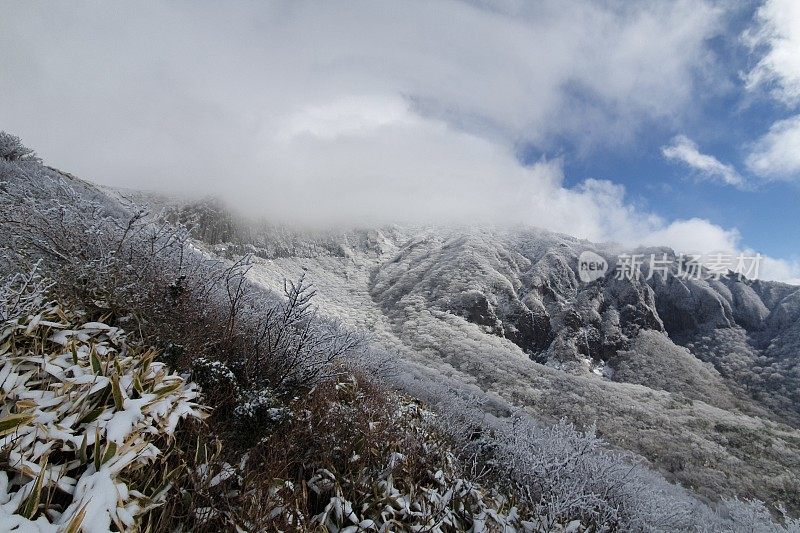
[0,158,362,395]
[307,444,523,532]
[719,498,800,533]
[0,273,206,531]
[232,387,292,431]
[493,417,697,530]
[191,358,292,434]
[168,198,237,245]
[0,266,53,322]
[0,131,39,162]
[189,357,240,402]
[252,376,533,532]
[423,387,800,532]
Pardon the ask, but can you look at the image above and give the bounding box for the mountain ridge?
[198,219,800,510]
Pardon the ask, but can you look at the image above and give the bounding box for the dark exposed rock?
[650,276,735,338]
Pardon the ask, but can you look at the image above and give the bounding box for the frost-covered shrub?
[169,198,237,245]
[0,161,363,395]
[233,387,292,430]
[0,131,39,162]
[190,357,241,405]
[494,417,706,530]
[0,276,206,531]
[251,376,532,532]
[423,387,800,532]
[189,358,292,444]
[0,265,53,322]
[719,498,800,533]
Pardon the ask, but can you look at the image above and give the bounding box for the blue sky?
[554,97,800,260]
[1,0,799,281]
[529,0,799,276]
[525,0,800,261]
[563,144,800,259]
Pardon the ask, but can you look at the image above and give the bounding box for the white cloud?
[745,114,800,179]
[0,0,723,193]
[640,218,741,254]
[661,135,745,187]
[639,219,800,284]
[1,1,794,282]
[745,0,800,106]
[743,0,800,181]
[760,256,800,285]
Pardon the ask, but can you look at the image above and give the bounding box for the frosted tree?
[0,131,40,162]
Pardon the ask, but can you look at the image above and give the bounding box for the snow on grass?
[0,290,206,531]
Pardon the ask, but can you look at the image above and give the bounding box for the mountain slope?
[234,224,800,512]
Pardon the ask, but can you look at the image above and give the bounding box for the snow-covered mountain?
[186,215,800,513]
